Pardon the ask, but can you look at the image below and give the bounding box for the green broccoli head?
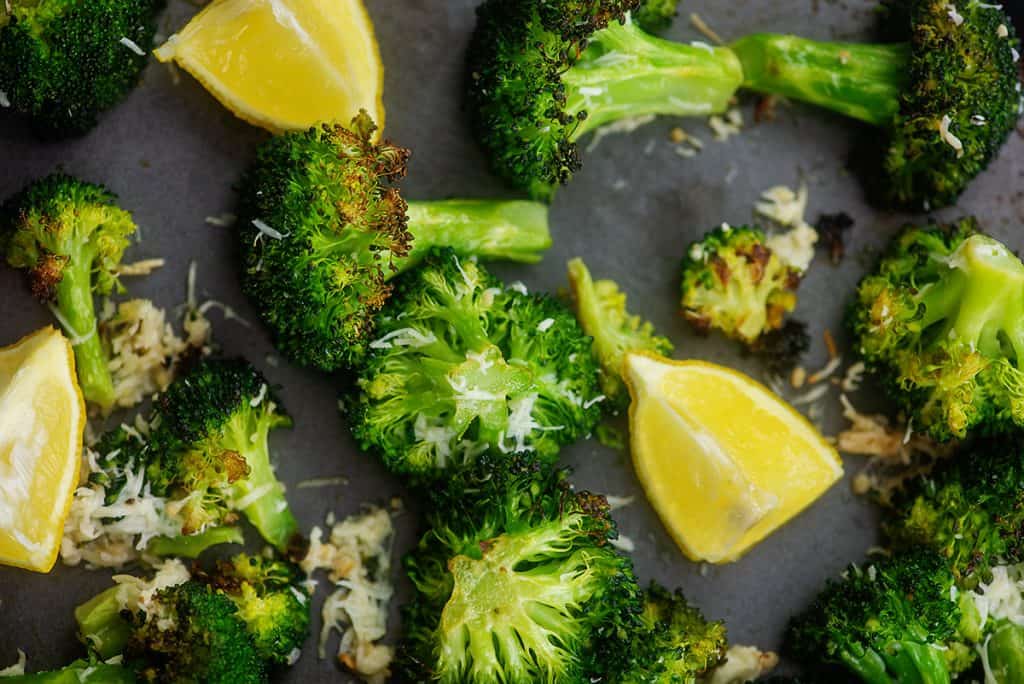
[0,173,136,409]
[848,219,1024,441]
[0,0,165,137]
[634,0,679,34]
[466,0,743,199]
[787,550,960,683]
[349,249,602,480]
[732,1,1021,210]
[149,358,297,551]
[125,581,267,684]
[567,258,673,410]
[237,112,553,371]
[884,439,1024,588]
[614,583,728,683]
[680,225,802,347]
[399,456,642,683]
[205,554,311,666]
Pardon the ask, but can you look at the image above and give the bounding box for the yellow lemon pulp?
[625,352,842,563]
[0,327,84,573]
[154,0,385,133]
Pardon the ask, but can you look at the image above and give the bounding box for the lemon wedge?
[154,0,385,133]
[0,327,85,573]
[625,352,842,563]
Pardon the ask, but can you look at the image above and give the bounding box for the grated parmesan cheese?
[610,534,636,552]
[112,559,191,633]
[119,37,146,56]
[702,645,779,684]
[585,115,656,153]
[939,115,965,158]
[303,508,396,684]
[708,108,743,142]
[0,650,26,677]
[204,213,237,228]
[757,183,819,272]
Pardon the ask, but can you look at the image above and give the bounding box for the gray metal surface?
[2,0,1023,680]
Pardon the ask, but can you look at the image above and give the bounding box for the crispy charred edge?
[748,319,811,374]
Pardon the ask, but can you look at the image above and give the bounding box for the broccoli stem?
[731,34,911,126]
[56,252,114,409]
[1,664,135,683]
[225,412,297,552]
[146,525,245,558]
[74,586,130,660]
[563,18,744,139]
[405,200,552,265]
[987,622,1024,684]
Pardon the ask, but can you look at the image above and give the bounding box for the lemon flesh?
[155,0,385,133]
[625,352,842,563]
[0,327,85,573]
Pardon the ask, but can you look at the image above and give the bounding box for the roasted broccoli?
[680,225,803,347]
[732,2,1021,209]
[237,111,552,371]
[567,258,673,410]
[84,358,298,555]
[1,173,136,410]
[614,583,728,683]
[634,0,679,34]
[399,457,642,683]
[787,550,962,682]
[1,660,136,683]
[466,0,743,199]
[849,219,1024,441]
[883,439,1024,588]
[348,249,602,479]
[0,0,165,136]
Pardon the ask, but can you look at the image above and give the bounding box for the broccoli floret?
[614,583,728,683]
[204,554,311,666]
[0,0,165,136]
[0,660,136,683]
[848,219,1024,441]
[88,358,298,554]
[237,111,552,371]
[399,456,642,683]
[348,249,602,479]
[787,550,961,683]
[0,173,136,409]
[466,0,743,199]
[567,258,673,410]
[634,0,679,34]
[732,2,1021,209]
[883,439,1024,588]
[680,225,802,347]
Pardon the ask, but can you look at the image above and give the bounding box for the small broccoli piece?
[0,173,136,409]
[466,0,743,199]
[883,439,1024,588]
[204,554,311,666]
[848,219,1024,441]
[348,249,602,479]
[0,0,165,136]
[732,2,1021,209]
[787,550,960,683]
[614,583,728,683]
[567,258,674,410]
[399,456,642,683]
[634,0,679,34]
[237,111,552,371]
[680,225,802,347]
[125,581,267,684]
[0,660,136,683]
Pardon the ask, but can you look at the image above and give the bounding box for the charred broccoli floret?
[399,457,642,683]
[0,0,165,136]
[883,439,1024,588]
[348,249,602,479]
[85,358,297,556]
[1,173,136,409]
[237,111,552,371]
[634,0,679,34]
[680,225,802,347]
[848,219,1024,441]
[614,583,728,683]
[466,0,743,199]
[567,258,673,410]
[732,1,1021,209]
[787,550,961,683]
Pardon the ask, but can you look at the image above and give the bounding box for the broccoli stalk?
[238,112,554,371]
[731,2,1021,208]
[467,0,743,199]
[987,622,1024,683]
[0,661,135,683]
[850,220,1024,441]
[1,173,137,410]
